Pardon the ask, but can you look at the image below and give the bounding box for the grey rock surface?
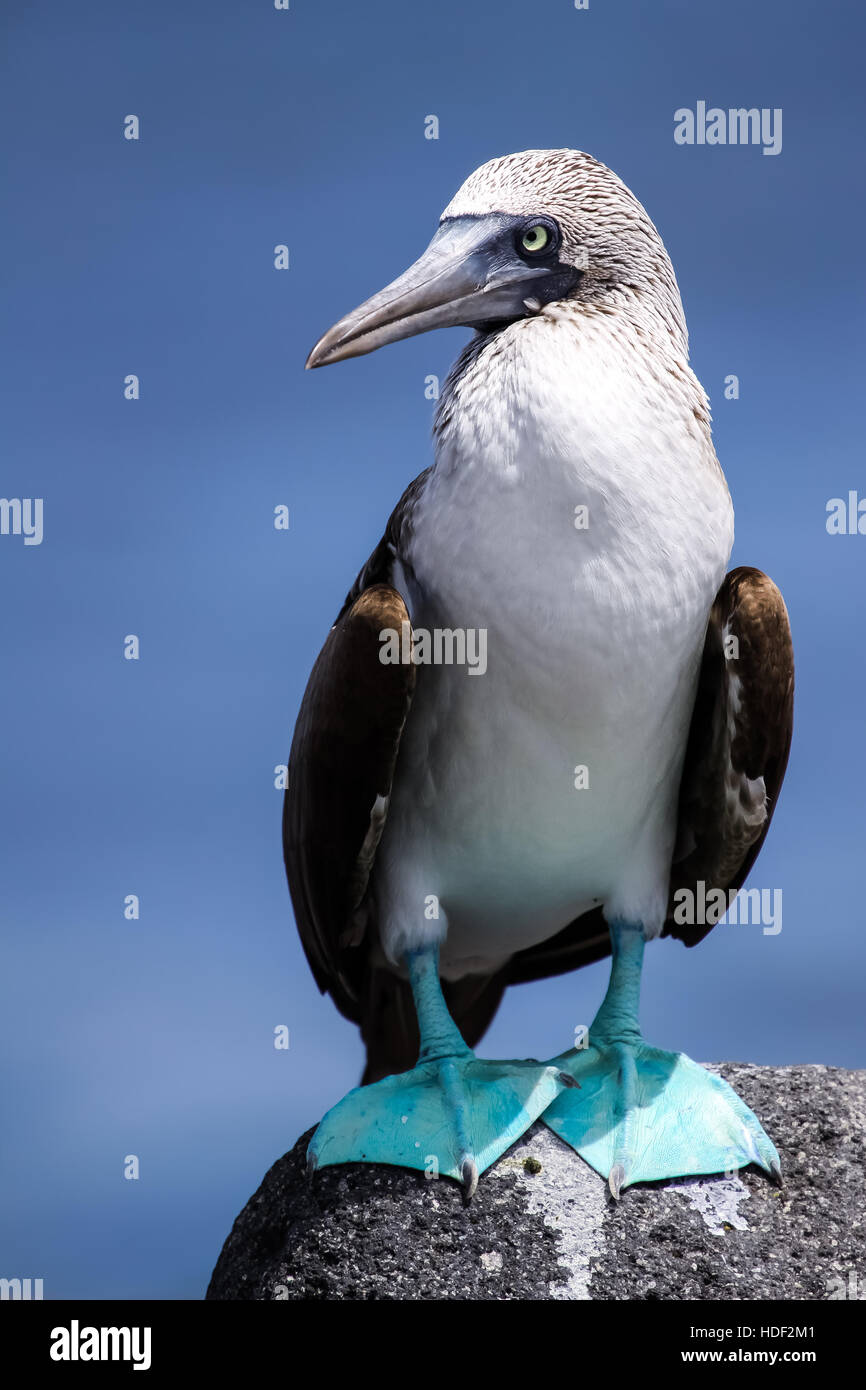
[206,1063,865,1301]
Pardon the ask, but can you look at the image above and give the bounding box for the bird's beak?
[306,215,564,368]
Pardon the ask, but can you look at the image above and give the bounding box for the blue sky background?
[1,0,863,1299]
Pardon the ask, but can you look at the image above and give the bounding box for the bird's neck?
[432,303,718,501]
[409,302,732,665]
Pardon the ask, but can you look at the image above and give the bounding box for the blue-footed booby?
[284,149,794,1198]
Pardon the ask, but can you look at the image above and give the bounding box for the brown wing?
[283,583,416,1021]
[664,565,794,946]
[508,565,794,982]
[283,468,513,1080]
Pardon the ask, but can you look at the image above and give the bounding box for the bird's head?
[306,149,685,369]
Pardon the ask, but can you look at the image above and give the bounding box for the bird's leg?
[307,942,573,1197]
[542,921,781,1196]
[408,944,474,1064]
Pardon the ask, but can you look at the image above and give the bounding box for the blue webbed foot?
[308,944,571,1195]
[544,1039,780,1196]
[542,920,781,1195]
[309,1051,570,1195]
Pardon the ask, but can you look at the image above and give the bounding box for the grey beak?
[305,215,558,369]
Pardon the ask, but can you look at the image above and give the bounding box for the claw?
[461,1156,479,1201]
[608,1161,625,1201]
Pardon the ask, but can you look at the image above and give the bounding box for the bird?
[283,149,794,1199]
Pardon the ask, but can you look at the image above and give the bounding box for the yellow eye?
[521,224,550,253]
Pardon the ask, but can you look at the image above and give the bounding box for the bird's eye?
[520,223,552,254]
